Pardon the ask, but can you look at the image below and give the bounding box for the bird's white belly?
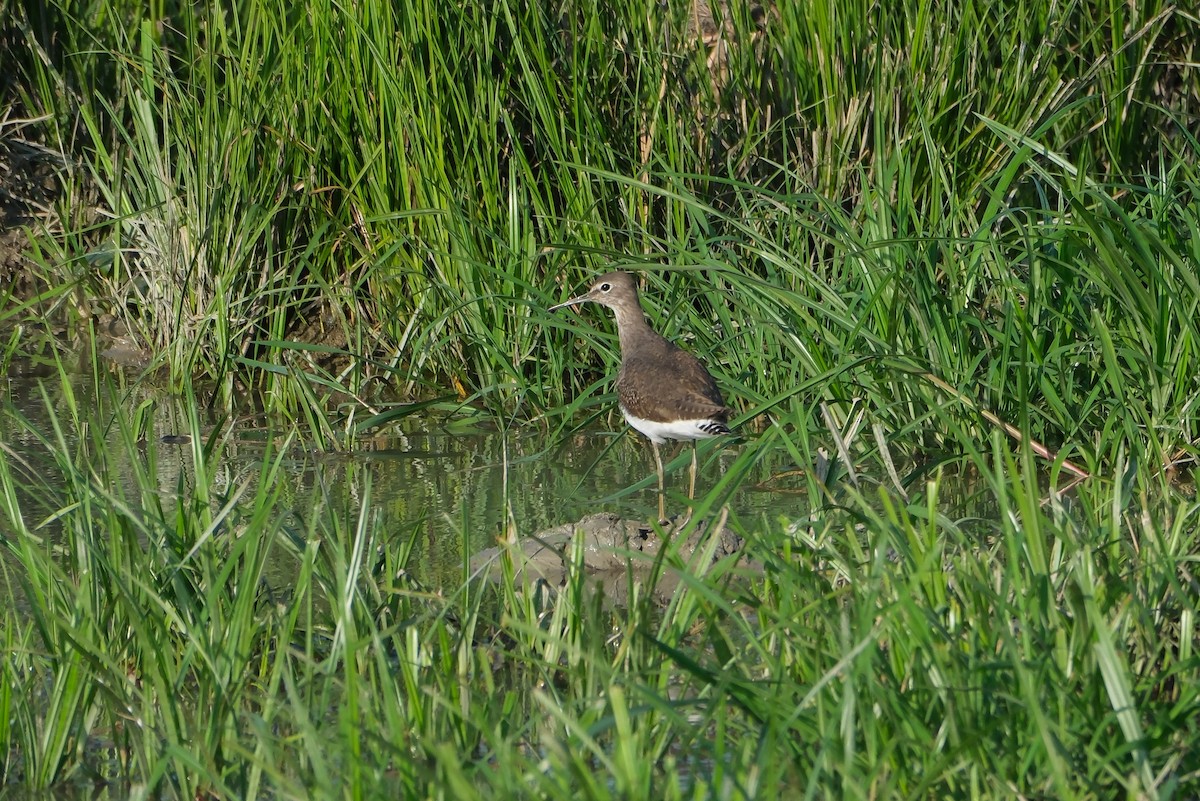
[620,408,722,444]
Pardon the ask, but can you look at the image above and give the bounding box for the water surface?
[0,362,799,604]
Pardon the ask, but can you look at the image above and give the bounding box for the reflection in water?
[0,367,794,601]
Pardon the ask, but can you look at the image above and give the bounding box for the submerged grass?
[1,0,1200,797]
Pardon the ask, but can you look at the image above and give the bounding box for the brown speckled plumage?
[549,271,733,521]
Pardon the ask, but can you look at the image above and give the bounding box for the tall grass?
[1,361,1197,798]
[4,1,1197,423]
[2,1,1200,796]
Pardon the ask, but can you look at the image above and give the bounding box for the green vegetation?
[2,0,1199,797]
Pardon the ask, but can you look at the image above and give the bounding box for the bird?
[550,271,732,522]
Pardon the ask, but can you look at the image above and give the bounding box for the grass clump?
[1,374,1198,798]
[1,0,1196,423]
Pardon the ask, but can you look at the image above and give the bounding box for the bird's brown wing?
[617,341,730,424]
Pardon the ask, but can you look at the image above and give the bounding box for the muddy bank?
[470,511,752,601]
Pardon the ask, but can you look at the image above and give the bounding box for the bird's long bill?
[548,293,593,312]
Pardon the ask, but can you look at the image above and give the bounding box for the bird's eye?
[600,283,611,292]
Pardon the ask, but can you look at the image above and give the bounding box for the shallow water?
[0,362,799,603]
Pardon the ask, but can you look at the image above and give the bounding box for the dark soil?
[0,112,66,299]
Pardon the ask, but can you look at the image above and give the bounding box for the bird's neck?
[611,304,658,355]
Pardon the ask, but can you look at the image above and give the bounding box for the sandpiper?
[550,271,732,521]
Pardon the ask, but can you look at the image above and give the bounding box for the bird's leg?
[652,440,667,523]
[678,440,700,528]
[688,441,698,501]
